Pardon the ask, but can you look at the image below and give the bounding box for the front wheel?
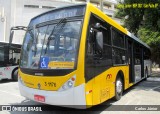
[12,70,18,81]
[114,77,123,101]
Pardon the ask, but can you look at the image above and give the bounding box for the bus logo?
[106,74,112,80]
[4,67,11,70]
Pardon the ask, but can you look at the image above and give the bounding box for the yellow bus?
[18,3,151,108]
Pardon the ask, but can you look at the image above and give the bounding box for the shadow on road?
[0,79,16,84]
[129,76,160,93]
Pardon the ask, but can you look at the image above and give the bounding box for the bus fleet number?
[44,82,56,87]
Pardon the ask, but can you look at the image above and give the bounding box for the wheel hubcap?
[116,80,122,93]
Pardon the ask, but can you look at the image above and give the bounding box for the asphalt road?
[0,73,160,114]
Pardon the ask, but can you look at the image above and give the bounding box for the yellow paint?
[19,68,85,91]
[83,3,131,106]
[129,83,134,87]
[85,79,93,107]
[85,65,130,106]
[100,88,110,102]
[48,61,74,69]
[19,3,136,108]
[19,69,75,91]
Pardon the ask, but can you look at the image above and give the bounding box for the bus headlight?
[68,81,73,88]
[58,75,76,92]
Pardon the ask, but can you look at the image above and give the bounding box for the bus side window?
[87,27,94,56]
[85,14,112,81]
[134,43,141,65]
[0,47,4,62]
[112,29,126,65]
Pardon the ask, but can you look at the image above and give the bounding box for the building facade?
[0,0,120,44]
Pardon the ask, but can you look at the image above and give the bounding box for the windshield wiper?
[44,18,67,54]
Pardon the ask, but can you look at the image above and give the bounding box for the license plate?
[34,95,45,102]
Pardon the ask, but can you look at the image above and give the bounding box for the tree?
[115,0,160,66]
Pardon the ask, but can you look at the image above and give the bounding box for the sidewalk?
[151,68,160,77]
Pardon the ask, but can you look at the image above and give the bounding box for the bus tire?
[144,68,148,81]
[12,69,18,81]
[114,77,123,101]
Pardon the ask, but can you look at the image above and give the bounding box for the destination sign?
[29,5,86,26]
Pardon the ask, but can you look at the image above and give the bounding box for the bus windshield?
[20,20,82,69]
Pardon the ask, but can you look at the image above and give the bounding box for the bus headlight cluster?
[58,75,76,92]
[68,81,73,87]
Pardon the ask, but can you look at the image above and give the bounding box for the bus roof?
[87,3,150,50]
[127,32,150,49]
[31,3,87,22]
[30,3,150,50]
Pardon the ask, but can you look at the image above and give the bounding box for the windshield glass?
[20,20,82,69]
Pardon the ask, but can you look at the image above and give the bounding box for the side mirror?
[94,23,101,29]
[96,32,103,50]
[9,31,14,45]
[122,56,126,61]
[94,23,107,31]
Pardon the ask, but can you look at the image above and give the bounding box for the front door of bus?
[128,40,135,83]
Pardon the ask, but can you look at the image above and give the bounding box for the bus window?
[21,20,82,69]
[134,43,141,65]
[112,30,125,48]
[112,29,126,65]
[85,14,112,81]
[144,48,151,60]
[0,47,4,62]
[9,49,21,65]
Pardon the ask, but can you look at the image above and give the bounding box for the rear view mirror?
[9,31,14,45]
[94,23,101,29]
[96,32,103,50]
[122,56,126,61]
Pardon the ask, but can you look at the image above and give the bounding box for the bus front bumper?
[18,80,86,109]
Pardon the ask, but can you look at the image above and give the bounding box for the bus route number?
[44,82,56,87]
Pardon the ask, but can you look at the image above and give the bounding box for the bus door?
[0,46,5,67]
[85,14,112,105]
[141,47,144,78]
[127,40,135,83]
[134,44,143,82]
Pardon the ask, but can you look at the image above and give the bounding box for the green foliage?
[115,0,160,65]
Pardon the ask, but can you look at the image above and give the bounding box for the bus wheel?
[12,70,18,81]
[114,77,123,101]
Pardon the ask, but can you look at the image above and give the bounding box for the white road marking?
[0,90,23,98]
[150,86,160,91]
[124,99,134,105]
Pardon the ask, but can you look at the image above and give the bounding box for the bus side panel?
[92,74,101,105]
[85,80,93,107]
[99,71,110,103]
[0,66,17,80]
[101,66,129,100]
[90,66,129,106]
